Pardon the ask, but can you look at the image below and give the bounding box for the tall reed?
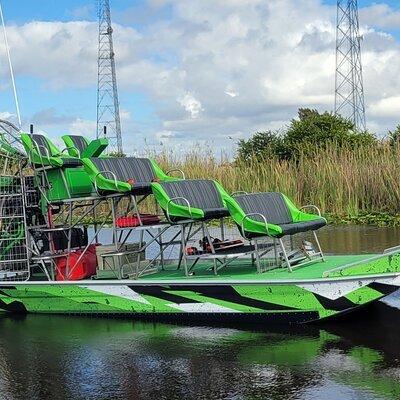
[155,144,400,217]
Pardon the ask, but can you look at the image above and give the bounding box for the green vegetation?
[237,109,376,161]
[155,109,400,226]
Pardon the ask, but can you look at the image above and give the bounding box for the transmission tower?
[335,0,366,131]
[97,0,123,153]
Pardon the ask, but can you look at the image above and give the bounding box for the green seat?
[20,133,81,168]
[61,135,108,158]
[20,133,94,201]
[82,157,178,195]
[152,179,229,222]
[225,192,326,239]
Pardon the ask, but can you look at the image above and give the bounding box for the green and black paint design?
[0,280,397,323]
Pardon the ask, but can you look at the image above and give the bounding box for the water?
[1,226,400,400]
[92,224,400,259]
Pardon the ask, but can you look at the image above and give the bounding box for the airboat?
[0,119,400,324]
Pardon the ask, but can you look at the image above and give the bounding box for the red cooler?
[56,244,97,281]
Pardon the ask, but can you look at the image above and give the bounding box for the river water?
[1,226,400,400]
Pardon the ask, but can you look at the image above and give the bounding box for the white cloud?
[178,93,203,119]
[120,109,132,122]
[360,4,400,29]
[369,96,400,118]
[69,118,96,139]
[225,91,238,98]
[0,111,15,120]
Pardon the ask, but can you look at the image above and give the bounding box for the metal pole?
[0,1,21,127]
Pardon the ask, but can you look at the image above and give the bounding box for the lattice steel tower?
[335,0,366,131]
[97,0,123,153]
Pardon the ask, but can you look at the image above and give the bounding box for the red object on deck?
[116,214,160,228]
[56,244,97,281]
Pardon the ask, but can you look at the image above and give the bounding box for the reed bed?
[155,144,400,220]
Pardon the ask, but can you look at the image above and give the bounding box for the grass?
[154,144,400,226]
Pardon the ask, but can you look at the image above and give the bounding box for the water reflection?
[318,225,400,254]
[1,294,400,400]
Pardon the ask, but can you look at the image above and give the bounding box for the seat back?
[66,135,89,156]
[160,180,225,210]
[30,134,56,157]
[233,192,293,225]
[89,157,156,183]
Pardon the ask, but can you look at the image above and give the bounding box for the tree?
[236,108,377,162]
[236,131,283,162]
[108,151,126,158]
[282,108,376,158]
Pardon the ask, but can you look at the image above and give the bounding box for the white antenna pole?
[0,1,22,128]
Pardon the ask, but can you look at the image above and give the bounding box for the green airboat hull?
[1,254,400,323]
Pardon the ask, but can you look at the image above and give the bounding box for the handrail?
[384,245,400,254]
[322,244,400,278]
[166,196,193,222]
[241,212,269,238]
[61,146,80,158]
[94,170,119,194]
[34,143,51,161]
[0,119,21,133]
[166,168,186,180]
[300,204,322,217]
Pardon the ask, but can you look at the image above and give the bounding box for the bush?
[389,125,400,148]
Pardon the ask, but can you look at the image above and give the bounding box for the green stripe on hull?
[0,279,397,322]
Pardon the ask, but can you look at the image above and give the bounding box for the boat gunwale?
[0,270,399,287]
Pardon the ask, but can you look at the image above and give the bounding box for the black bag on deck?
[38,227,88,253]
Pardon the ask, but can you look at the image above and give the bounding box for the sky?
[1,0,400,155]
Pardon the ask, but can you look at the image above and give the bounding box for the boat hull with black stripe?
[1,252,400,323]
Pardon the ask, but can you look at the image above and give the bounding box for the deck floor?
[141,254,372,281]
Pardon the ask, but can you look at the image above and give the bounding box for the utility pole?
[97,0,123,153]
[335,0,366,131]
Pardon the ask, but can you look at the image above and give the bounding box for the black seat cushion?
[161,180,229,221]
[203,208,230,220]
[61,158,82,167]
[279,219,326,236]
[90,157,156,195]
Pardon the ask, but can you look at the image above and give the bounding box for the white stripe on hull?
[82,285,150,305]
[298,280,371,300]
[167,302,240,313]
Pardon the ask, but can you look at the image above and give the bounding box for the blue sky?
[1,0,400,154]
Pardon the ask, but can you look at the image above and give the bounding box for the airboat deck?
[137,254,372,282]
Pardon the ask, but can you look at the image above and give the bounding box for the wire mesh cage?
[0,175,30,281]
[0,119,27,181]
